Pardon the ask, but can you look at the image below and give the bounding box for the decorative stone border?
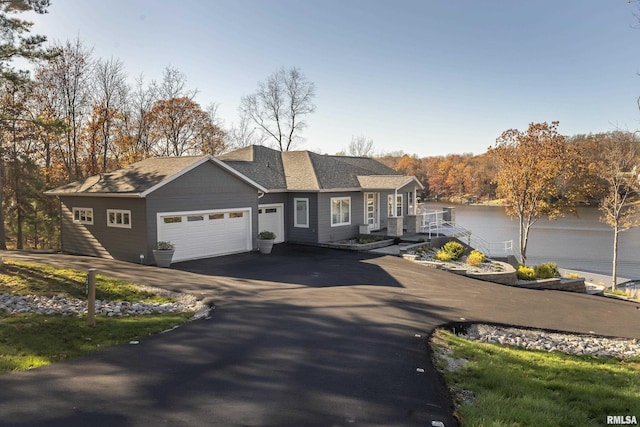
[323,237,396,251]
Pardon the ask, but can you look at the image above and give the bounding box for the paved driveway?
[1,247,639,426]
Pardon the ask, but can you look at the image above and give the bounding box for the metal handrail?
[419,211,514,258]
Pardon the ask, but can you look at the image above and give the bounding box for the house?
[45,145,424,264]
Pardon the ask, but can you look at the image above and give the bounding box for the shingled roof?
[46,145,423,197]
[45,155,267,197]
[220,145,423,192]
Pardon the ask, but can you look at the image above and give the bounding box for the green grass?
[0,260,172,302]
[0,260,194,374]
[0,312,192,373]
[431,329,640,427]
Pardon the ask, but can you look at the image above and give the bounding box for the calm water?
[423,203,640,280]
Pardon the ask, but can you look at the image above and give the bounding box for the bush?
[517,265,536,280]
[534,262,558,279]
[258,230,276,240]
[442,241,466,260]
[434,249,453,262]
[466,250,486,267]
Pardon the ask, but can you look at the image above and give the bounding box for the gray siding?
[285,193,318,243]
[317,192,364,243]
[146,161,260,257]
[258,192,287,205]
[60,196,147,263]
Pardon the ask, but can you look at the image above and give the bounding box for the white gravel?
[0,289,208,318]
[461,324,640,359]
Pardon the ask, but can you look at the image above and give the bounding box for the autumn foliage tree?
[489,122,584,264]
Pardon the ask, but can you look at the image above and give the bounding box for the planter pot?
[258,239,274,254]
[153,249,175,267]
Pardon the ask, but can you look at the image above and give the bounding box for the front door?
[364,192,380,230]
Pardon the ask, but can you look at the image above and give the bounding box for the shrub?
[466,250,486,267]
[534,262,558,279]
[258,231,276,240]
[517,265,536,280]
[442,241,466,260]
[434,249,453,262]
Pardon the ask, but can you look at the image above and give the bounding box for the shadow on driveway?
[0,294,458,427]
[173,244,405,288]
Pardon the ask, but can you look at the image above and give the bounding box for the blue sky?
[25,0,640,156]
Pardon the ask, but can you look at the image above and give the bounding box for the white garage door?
[258,203,284,243]
[157,208,252,262]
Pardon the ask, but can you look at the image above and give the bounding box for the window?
[73,208,93,225]
[163,216,182,224]
[209,213,224,220]
[187,215,204,222]
[229,212,244,218]
[107,209,131,228]
[294,198,309,228]
[387,194,403,217]
[330,197,350,227]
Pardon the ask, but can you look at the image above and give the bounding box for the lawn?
[431,329,640,427]
[0,260,193,374]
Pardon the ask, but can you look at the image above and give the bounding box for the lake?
[422,202,640,280]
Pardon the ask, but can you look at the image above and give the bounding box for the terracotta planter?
[153,249,175,267]
[258,239,274,254]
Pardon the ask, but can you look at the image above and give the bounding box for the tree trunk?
[612,224,619,291]
[519,218,530,265]
[0,155,6,250]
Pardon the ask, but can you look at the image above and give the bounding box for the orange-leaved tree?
[489,121,584,264]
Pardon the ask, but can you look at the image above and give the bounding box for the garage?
[157,208,252,262]
[258,203,284,243]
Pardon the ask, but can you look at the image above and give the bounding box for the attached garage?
[157,208,253,262]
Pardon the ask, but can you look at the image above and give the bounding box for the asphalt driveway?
[1,246,639,426]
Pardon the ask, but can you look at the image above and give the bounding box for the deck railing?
[420,209,515,258]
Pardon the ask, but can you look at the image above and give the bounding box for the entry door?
[258,203,284,243]
[364,192,380,230]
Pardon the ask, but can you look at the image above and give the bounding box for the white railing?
[419,210,515,258]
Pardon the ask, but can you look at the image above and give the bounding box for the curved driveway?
[1,246,639,426]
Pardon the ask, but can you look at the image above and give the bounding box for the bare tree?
[240,67,315,151]
[118,73,157,160]
[348,134,375,157]
[595,132,640,290]
[35,38,93,181]
[92,57,127,171]
[226,110,267,150]
[159,66,196,100]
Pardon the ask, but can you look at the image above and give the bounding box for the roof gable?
[46,155,266,197]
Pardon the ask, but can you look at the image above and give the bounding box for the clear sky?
[24,0,640,157]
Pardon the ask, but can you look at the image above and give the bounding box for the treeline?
[0,38,235,250]
[377,131,640,204]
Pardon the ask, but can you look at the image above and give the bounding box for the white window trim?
[107,209,132,229]
[330,196,351,227]
[72,207,94,225]
[387,194,403,217]
[294,198,309,228]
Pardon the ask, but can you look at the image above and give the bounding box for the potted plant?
[257,231,276,254]
[153,241,175,267]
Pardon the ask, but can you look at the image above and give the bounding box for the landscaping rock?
[462,324,640,359]
[0,291,206,317]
